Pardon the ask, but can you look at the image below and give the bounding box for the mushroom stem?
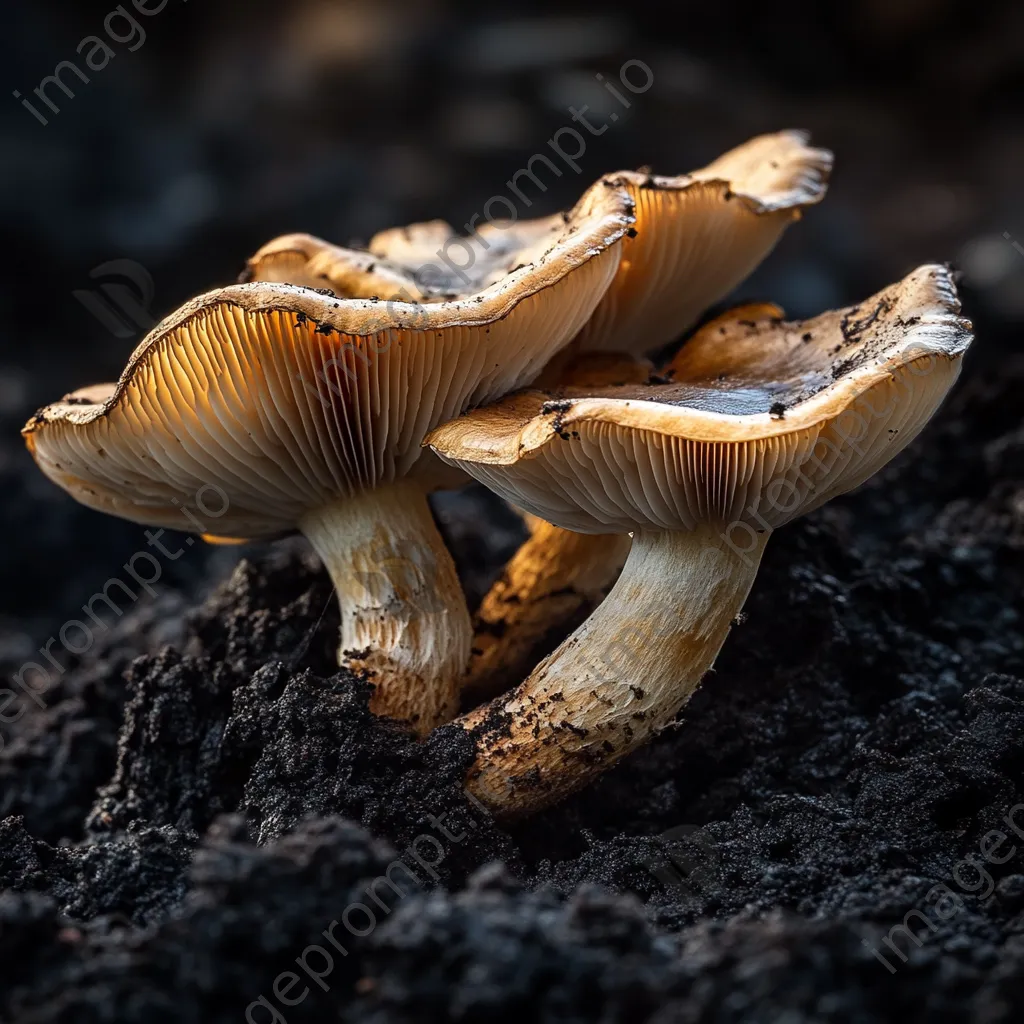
[299,481,470,735]
[464,517,632,701]
[458,523,769,817]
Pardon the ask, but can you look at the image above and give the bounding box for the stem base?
[300,482,470,734]
[460,523,769,817]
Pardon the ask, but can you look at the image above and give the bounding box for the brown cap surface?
[245,180,626,302]
[242,233,434,301]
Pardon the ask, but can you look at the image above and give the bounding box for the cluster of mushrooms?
[24,131,973,820]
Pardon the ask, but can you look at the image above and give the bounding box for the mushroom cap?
[366,214,570,298]
[22,181,634,539]
[241,233,434,302]
[426,265,972,534]
[245,200,589,302]
[573,130,832,353]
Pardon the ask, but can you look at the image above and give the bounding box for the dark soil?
[3,0,1024,1020]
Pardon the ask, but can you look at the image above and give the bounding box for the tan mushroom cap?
[427,264,972,534]
[241,233,435,302]
[366,214,571,298]
[245,193,599,302]
[571,130,832,353]
[23,180,634,538]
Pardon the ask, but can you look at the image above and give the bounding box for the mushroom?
[240,233,435,302]
[22,180,634,735]
[426,265,972,816]
[239,132,832,701]
[462,130,832,696]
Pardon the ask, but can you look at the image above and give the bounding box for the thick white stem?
[459,523,769,817]
[300,482,470,735]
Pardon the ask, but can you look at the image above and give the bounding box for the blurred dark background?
[1,0,1022,653]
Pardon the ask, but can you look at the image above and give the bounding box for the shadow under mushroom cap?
[426,264,973,534]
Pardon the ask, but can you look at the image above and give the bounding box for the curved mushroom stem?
[464,516,632,702]
[300,481,470,735]
[458,522,769,818]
